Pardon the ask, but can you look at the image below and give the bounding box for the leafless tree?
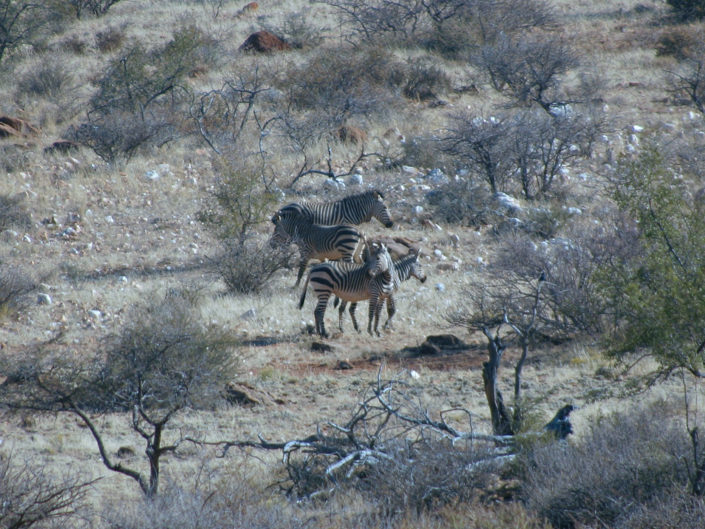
[0,291,239,497]
[477,34,580,113]
[202,370,514,501]
[667,43,705,115]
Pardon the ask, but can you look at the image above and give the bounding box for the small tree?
[0,290,238,497]
[667,41,705,115]
[0,1,51,67]
[667,0,705,20]
[599,145,705,495]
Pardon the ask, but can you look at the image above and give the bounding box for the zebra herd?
[269,189,427,338]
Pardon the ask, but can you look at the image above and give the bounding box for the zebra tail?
[298,270,311,310]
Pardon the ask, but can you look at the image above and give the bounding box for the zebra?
[298,242,393,338]
[276,189,393,228]
[337,249,427,336]
[270,212,365,287]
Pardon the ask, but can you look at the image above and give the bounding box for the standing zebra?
[338,249,427,336]
[298,243,393,338]
[277,189,393,228]
[269,213,365,287]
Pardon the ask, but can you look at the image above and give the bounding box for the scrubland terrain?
[1,0,705,527]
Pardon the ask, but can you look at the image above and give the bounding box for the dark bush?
[95,24,126,52]
[425,178,497,226]
[520,403,691,529]
[0,264,37,319]
[656,26,702,59]
[70,25,215,161]
[211,238,293,294]
[281,46,403,128]
[402,58,451,101]
[667,0,705,20]
[0,453,92,529]
[16,57,73,99]
[0,193,31,231]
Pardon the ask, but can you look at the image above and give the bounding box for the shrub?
[667,0,705,20]
[402,58,451,101]
[0,264,36,319]
[16,57,73,99]
[0,193,31,231]
[70,25,215,161]
[0,452,92,529]
[656,26,702,59]
[519,403,691,529]
[425,178,497,226]
[211,237,293,294]
[95,24,126,52]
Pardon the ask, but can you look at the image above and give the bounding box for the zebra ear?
[410,247,420,257]
[271,213,280,224]
[374,190,385,200]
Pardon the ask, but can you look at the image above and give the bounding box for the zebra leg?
[338,300,348,333]
[348,303,360,333]
[314,294,330,338]
[383,295,397,330]
[367,295,381,336]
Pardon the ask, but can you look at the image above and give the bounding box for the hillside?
[1,0,705,527]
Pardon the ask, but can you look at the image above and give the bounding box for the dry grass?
[1,0,705,526]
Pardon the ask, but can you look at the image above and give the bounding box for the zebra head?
[408,249,427,283]
[371,190,394,228]
[367,242,392,277]
[269,213,293,247]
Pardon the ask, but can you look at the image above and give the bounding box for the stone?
[239,31,291,53]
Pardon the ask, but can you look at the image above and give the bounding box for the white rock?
[144,170,160,181]
[402,165,418,175]
[348,173,363,186]
[37,293,52,305]
[241,308,257,320]
[632,125,644,133]
[409,370,420,380]
[105,215,115,224]
[435,282,445,292]
[433,249,444,259]
[88,309,102,320]
[412,205,424,217]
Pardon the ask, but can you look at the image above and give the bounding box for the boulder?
[0,116,39,136]
[239,31,291,53]
[44,140,79,154]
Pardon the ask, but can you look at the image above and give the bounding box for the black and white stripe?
[270,213,364,287]
[339,250,427,336]
[298,243,393,338]
[277,189,393,228]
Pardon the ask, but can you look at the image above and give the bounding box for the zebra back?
[277,189,393,227]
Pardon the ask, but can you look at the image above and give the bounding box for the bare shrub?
[425,178,497,226]
[0,264,36,318]
[0,193,31,231]
[0,289,239,497]
[16,57,74,99]
[69,25,214,161]
[265,12,325,50]
[402,57,451,101]
[211,237,293,294]
[358,438,497,516]
[0,1,53,67]
[65,0,124,18]
[280,46,402,129]
[666,39,705,115]
[520,403,691,529]
[95,24,125,52]
[0,452,93,529]
[476,34,580,113]
[101,478,307,529]
[620,491,705,529]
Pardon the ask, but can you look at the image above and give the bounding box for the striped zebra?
[338,249,427,336]
[270,213,365,287]
[298,242,393,338]
[277,189,393,228]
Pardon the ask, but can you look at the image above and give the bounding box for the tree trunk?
[482,329,514,436]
